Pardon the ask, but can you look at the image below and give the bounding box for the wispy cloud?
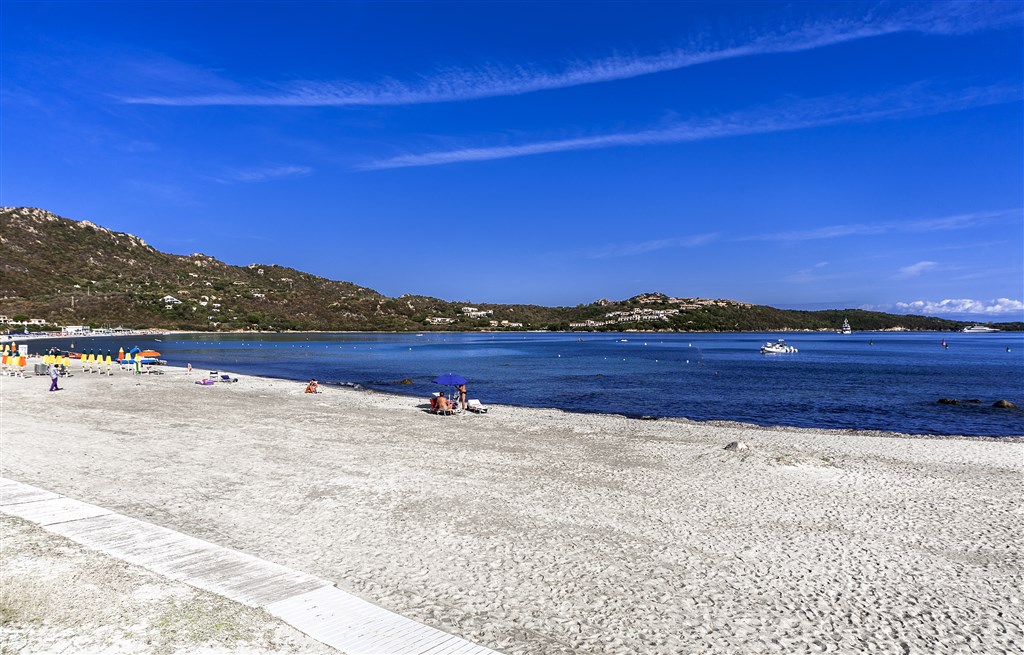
[896,261,939,278]
[870,298,1024,316]
[212,165,313,184]
[357,83,1019,170]
[129,180,201,207]
[786,261,839,283]
[120,3,1022,107]
[742,208,1021,243]
[584,233,718,259]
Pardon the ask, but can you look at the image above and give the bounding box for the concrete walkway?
[0,477,502,655]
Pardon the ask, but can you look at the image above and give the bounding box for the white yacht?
[962,325,1000,333]
[839,318,852,335]
[761,339,798,354]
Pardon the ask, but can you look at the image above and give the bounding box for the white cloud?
[896,261,939,278]
[887,298,1024,316]
[213,165,313,184]
[786,261,838,282]
[357,83,1018,170]
[584,233,718,258]
[121,3,1021,107]
[742,209,1020,243]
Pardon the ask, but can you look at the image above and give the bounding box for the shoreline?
[11,327,1023,344]
[2,364,1022,653]
[13,354,1024,440]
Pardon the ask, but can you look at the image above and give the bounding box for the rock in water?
[937,398,959,405]
[993,400,1017,409]
[724,441,748,451]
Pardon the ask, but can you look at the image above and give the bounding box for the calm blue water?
[43,332,1023,437]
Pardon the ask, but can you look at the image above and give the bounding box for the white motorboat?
[962,325,999,333]
[760,339,798,354]
[839,318,852,335]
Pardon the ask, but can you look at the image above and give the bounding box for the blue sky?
[3,1,1022,319]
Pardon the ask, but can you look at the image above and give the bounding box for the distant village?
[568,295,752,328]
[426,307,523,328]
[0,315,148,341]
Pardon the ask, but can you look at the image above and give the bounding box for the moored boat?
[760,339,798,354]
[962,325,999,333]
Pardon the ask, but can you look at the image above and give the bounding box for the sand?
[1,365,1021,654]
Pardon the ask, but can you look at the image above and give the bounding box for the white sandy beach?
[1,365,1021,654]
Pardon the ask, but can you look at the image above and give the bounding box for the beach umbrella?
[118,347,124,360]
[432,374,467,406]
[431,374,467,386]
[139,350,161,358]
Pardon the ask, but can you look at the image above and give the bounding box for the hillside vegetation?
[1,207,1011,333]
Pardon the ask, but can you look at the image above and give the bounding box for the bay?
[45,331,1023,437]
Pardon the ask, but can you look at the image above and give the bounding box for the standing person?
[48,363,60,392]
[187,362,193,376]
[458,383,467,410]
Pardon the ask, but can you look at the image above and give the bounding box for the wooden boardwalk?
[0,477,502,655]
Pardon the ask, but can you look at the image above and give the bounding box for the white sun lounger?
[466,399,488,413]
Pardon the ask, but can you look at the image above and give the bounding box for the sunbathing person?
[434,393,453,411]
[305,379,319,394]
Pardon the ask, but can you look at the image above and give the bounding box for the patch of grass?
[772,454,796,466]
[0,578,51,628]
[153,599,248,650]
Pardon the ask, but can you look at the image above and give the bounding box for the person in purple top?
[48,363,61,392]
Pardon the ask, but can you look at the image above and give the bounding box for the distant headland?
[1,207,1019,333]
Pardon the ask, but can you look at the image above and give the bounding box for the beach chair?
[220,374,238,383]
[466,399,489,413]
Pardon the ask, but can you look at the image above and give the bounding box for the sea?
[37,331,1023,438]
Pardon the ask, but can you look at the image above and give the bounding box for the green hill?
[1,207,1012,333]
